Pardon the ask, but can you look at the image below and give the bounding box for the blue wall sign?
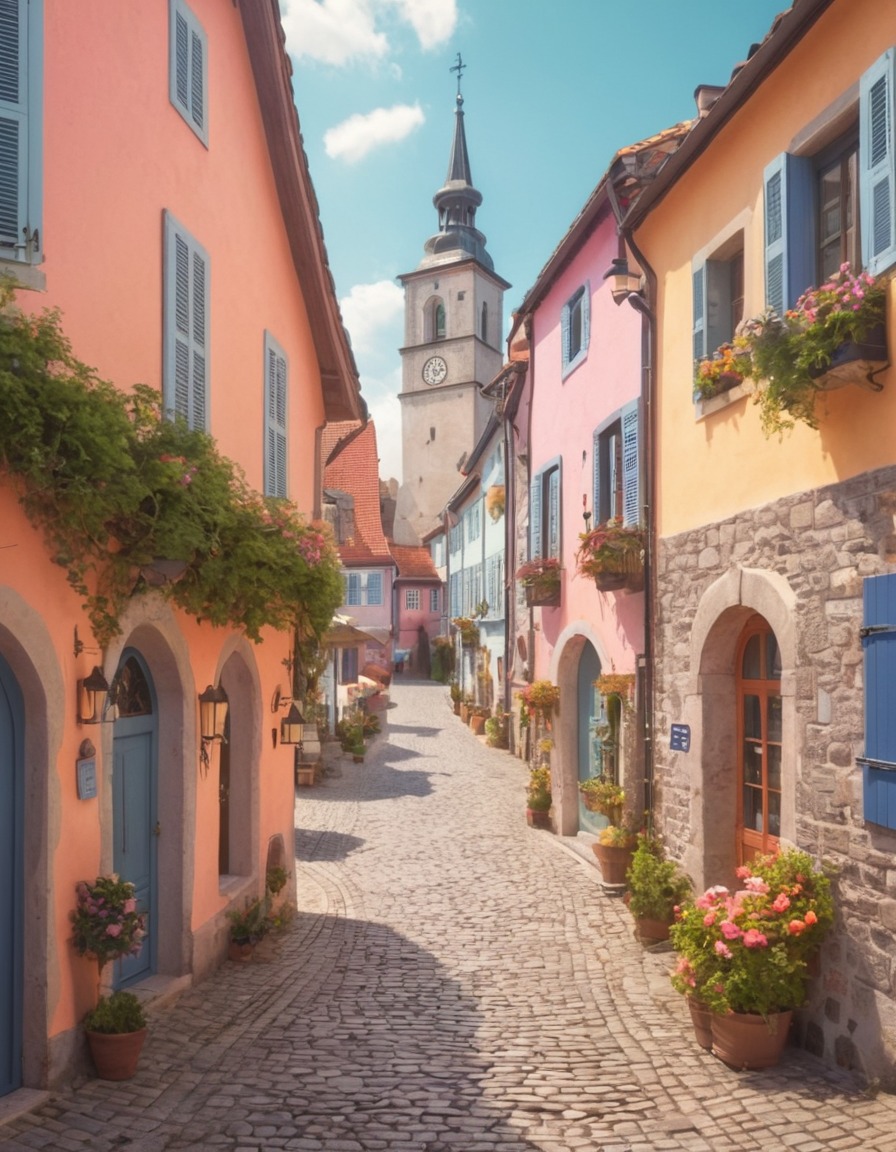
[670,724,691,753]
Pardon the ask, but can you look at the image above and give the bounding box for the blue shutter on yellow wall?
[763,153,814,314]
[692,264,706,362]
[860,48,896,276]
[860,573,896,829]
[621,400,640,527]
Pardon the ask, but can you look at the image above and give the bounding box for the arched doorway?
[576,641,602,833]
[736,616,782,863]
[0,652,23,1096]
[112,650,158,987]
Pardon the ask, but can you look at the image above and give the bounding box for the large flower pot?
[592,569,644,593]
[525,584,561,608]
[634,915,672,945]
[809,322,888,391]
[710,1010,792,1071]
[469,714,486,735]
[687,998,714,1051]
[592,841,635,886]
[526,807,552,829]
[86,1028,147,1081]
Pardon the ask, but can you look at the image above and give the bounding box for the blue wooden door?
[0,654,24,1096]
[577,642,603,834]
[112,653,157,987]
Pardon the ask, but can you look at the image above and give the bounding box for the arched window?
[736,617,782,863]
[480,301,488,342]
[424,297,446,342]
[435,302,446,340]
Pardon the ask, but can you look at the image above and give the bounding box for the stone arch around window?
[424,296,446,342]
[682,566,797,890]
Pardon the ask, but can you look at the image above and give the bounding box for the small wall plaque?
[670,724,691,753]
[76,756,97,800]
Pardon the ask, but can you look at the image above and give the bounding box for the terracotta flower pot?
[634,915,672,945]
[592,841,635,886]
[228,940,254,962]
[687,998,714,1051]
[470,714,485,735]
[86,1027,147,1081]
[526,807,552,829]
[711,1010,792,1071]
[809,322,888,391]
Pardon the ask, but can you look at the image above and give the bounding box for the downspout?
[607,182,657,828]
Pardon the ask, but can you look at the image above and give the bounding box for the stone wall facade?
[654,463,896,1087]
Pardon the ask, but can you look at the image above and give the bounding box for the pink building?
[507,127,688,839]
[0,0,361,1097]
[391,544,442,674]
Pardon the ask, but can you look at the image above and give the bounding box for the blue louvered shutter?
[621,400,640,527]
[170,0,208,145]
[560,304,571,370]
[764,153,814,315]
[592,428,602,525]
[346,573,361,606]
[860,49,896,276]
[861,574,896,829]
[530,476,543,559]
[264,333,288,498]
[547,465,561,559]
[580,283,591,357]
[163,213,209,430]
[692,263,707,361]
[0,0,41,264]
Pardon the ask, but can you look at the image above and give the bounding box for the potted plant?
[626,833,692,945]
[448,680,462,715]
[526,764,553,829]
[469,706,489,736]
[484,712,508,749]
[70,875,148,1079]
[226,896,270,962]
[515,556,561,607]
[693,338,752,400]
[745,263,887,436]
[485,484,505,522]
[517,680,560,729]
[452,616,481,647]
[576,519,645,592]
[578,775,625,824]
[669,848,834,1068]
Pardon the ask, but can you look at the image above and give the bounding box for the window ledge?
[694,378,752,420]
[0,258,46,293]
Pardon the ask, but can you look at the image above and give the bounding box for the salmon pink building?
[0,0,362,1098]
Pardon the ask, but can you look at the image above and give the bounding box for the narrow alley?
[2,681,895,1152]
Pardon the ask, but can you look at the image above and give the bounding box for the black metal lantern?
[78,666,111,725]
[279,702,305,748]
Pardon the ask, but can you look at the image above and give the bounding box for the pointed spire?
[417,53,494,272]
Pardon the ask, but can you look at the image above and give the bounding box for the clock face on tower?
[422,355,448,386]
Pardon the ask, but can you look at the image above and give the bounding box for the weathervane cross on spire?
[450,52,466,100]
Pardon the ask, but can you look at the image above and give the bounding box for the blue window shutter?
[264,333,288,498]
[0,0,41,264]
[560,303,571,369]
[764,153,815,314]
[621,400,640,527]
[170,0,208,146]
[862,574,896,828]
[547,465,561,559]
[861,49,896,276]
[581,282,591,356]
[346,573,360,606]
[592,428,602,526]
[163,212,209,430]
[530,476,543,559]
[692,263,707,361]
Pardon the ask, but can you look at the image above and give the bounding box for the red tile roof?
[323,421,392,564]
[390,544,440,582]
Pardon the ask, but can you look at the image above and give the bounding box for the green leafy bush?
[83,991,146,1034]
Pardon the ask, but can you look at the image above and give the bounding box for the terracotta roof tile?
[323,421,392,564]
[390,544,440,581]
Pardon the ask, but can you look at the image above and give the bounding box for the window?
[163,212,209,430]
[449,571,461,618]
[762,48,896,311]
[463,562,483,616]
[169,0,208,145]
[486,553,504,619]
[0,0,43,279]
[425,297,446,342]
[405,589,420,611]
[449,522,462,554]
[481,301,488,342]
[465,502,481,544]
[344,571,383,607]
[561,283,590,376]
[736,619,782,864]
[263,333,287,498]
[530,459,561,560]
[431,537,445,567]
[430,587,440,614]
[593,402,640,526]
[692,233,745,360]
[860,573,896,829]
[340,648,358,684]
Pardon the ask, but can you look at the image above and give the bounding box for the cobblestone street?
[3,679,896,1151]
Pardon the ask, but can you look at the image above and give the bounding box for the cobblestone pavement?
[4,679,896,1151]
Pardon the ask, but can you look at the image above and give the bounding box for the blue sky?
[281,0,788,480]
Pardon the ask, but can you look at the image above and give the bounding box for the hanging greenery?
[0,282,343,648]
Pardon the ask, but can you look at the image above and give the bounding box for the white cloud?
[280,0,456,66]
[324,103,424,163]
[366,390,402,482]
[340,280,404,356]
[382,0,458,51]
[280,0,387,66]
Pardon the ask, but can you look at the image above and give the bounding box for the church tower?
[393,57,509,545]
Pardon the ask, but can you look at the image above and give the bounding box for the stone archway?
[682,566,797,889]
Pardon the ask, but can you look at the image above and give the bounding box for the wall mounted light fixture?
[198,683,229,774]
[77,666,112,725]
[603,257,643,306]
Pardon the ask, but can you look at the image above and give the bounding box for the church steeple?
[418,54,494,272]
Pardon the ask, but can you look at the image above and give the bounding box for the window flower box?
[516,557,561,608]
[576,519,644,593]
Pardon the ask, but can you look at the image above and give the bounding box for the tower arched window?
[481,302,488,342]
[424,297,446,342]
[435,303,446,340]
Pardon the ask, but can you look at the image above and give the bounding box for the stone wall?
[654,463,896,1087]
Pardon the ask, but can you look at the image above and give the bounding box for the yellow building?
[622,0,896,1084]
